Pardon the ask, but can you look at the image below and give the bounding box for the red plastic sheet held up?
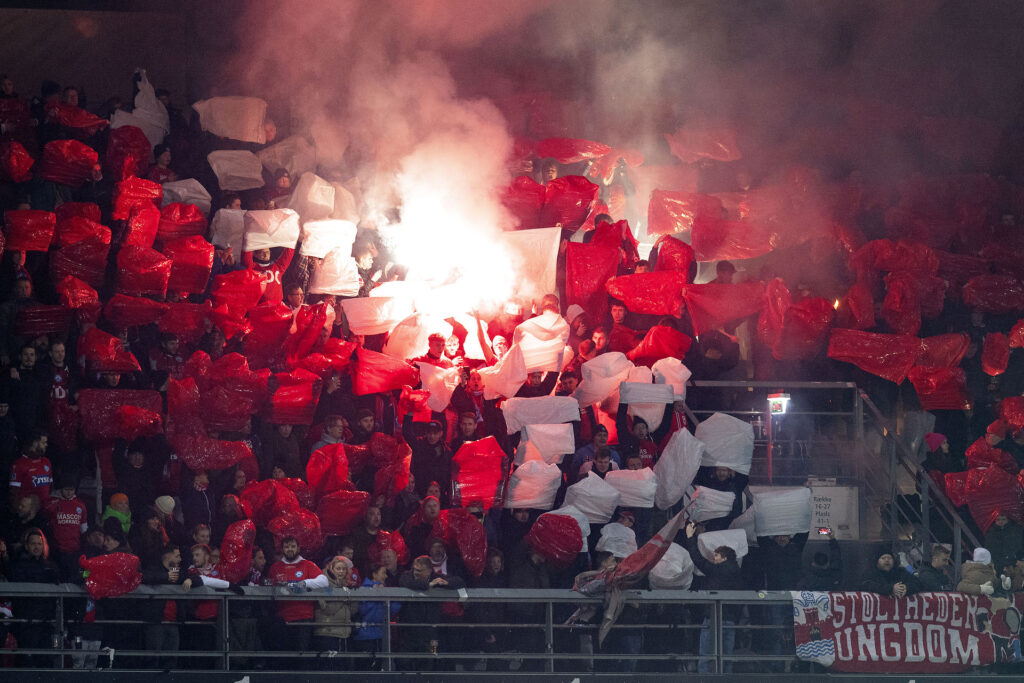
[77,328,141,374]
[112,176,162,221]
[115,404,163,442]
[965,437,1018,474]
[306,443,350,503]
[535,137,611,164]
[881,271,922,335]
[1010,319,1024,349]
[266,369,322,425]
[55,202,101,223]
[122,204,160,249]
[157,203,207,243]
[240,479,300,527]
[283,302,332,367]
[4,210,55,251]
[917,333,969,368]
[77,389,162,442]
[218,520,256,583]
[653,234,695,276]
[268,508,323,554]
[316,489,369,536]
[103,294,170,328]
[591,219,640,269]
[243,303,293,368]
[51,234,109,288]
[161,235,214,294]
[80,552,142,600]
[586,148,643,185]
[41,139,97,187]
[352,347,419,396]
[375,453,412,503]
[690,214,775,262]
[962,274,1024,314]
[1001,396,1024,433]
[501,176,545,230]
[647,190,723,236]
[451,436,506,510]
[116,245,172,298]
[773,297,835,360]
[525,513,583,568]
[540,176,599,231]
[211,269,266,318]
[683,281,765,336]
[368,529,410,567]
[965,466,1024,533]
[944,472,969,507]
[908,366,971,411]
[566,242,620,323]
[827,329,920,384]
[46,102,108,137]
[159,302,212,345]
[0,140,33,183]
[430,508,488,577]
[664,127,742,164]
[839,281,875,330]
[606,271,687,316]
[982,332,1010,377]
[626,325,693,368]
[56,275,99,310]
[14,305,73,338]
[104,125,150,181]
[55,216,111,248]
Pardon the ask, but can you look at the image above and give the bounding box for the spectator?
[984,513,1023,576]
[682,522,743,674]
[266,536,329,662]
[798,530,843,591]
[957,547,1001,596]
[130,506,170,569]
[345,505,382,575]
[570,425,620,477]
[862,550,920,597]
[8,528,61,667]
[100,492,132,534]
[7,428,51,505]
[912,544,953,591]
[615,402,673,468]
[244,246,295,305]
[140,544,188,669]
[313,555,354,663]
[508,542,551,671]
[311,414,348,452]
[147,144,178,184]
[402,495,441,557]
[403,418,451,502]
[578,446,619,480]
[3,494,52,556]
[468,548,507,669]
[352,562,400,670]
[44,472,88,575]
[180,469,215,531]
[398,555,466,670]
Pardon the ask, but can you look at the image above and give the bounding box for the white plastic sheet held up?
[695,412,754,475]
[562,472,621,524]
[605,468,657,508]
[285,172,335,222]
[161,179,212,216]
[383,314,453,362]
[574,353,634,407]
[542,506,590,553]
[652,357,692,400]
[595,522,637,558]
[477,343,528,400]
[697,529,748,564]
[109,70,168,152]
[192,96,268,144]
[517,424,575,465]
[649,543,694,589]
[417,362,461,413]
[685,486,736,522]
[496,227,561,299]
[654,428,705,510]
[258,135,317,180]
[300,219,357,259]
[620,368,674,431]
[208,150,266,192]
[507,460,561,510]
[243,209,301,253]
[753,487,812,537]
[514,311,570,374]
[340,296,415,336]
[209,209,246,262]
[502,396,581,433]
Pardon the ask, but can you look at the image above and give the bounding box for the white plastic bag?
[477,343,527,400]
[654,428,705,509]
[521,424,575,463]
[258,135,317,179]
[285,172,335,222]
[192,96,268,144]
[308,248,360,297]
[695,412,754,475]
[517,333,565,373]
[208,150,265,191]
[383,314,453,362]
[161,179,212,216]
[330,182,360,222]
[563,472,621,524]
[340,296,415,336]
[652,357,692,400]
[753,487,812,537]
[685,486,736,522]
[604,468,657,508]
[574,353,634,406]
[507,461,561,510]
[300,219,357,259]
[209,209,246,262]
[514,311,570,344]
[417,362,461,413]
[697,529,748,564]
[110,70,168,152]
[649,543,694,589]
[547,505,591,552]
[619,382,675,405]
[595,522,637,558]
[502,396,581,433]
[242,209,301,252]
[728,504,757,544]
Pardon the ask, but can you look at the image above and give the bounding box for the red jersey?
[49,366,72,404]
[10,455,53,500]
[189,563,225,621]
[267,557,324,622]
[45,496,88,553]
[637,438,659,469]
[243,248,294,305]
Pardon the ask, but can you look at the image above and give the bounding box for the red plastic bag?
[115,404,163,442]
[962,274,1024,314]
[827,329,919,384]
[430,508,488,577]
[501,176,545,230]
[881,271,921,335]
[14,305,73,337]
[1010,319,1024,349]
[116,245,172,297]
[56,275,99,309]
[937,250,990,295]
[168,377,200,419]
[367,529,410,567]
[242,303,293,368]
[908,366,971,411]
[112,176,162,221]
[183,350,213,388]
[591,219,640,268]
[159,302,212,344]
[605,271,686,316]
[208,303,252,340]
[320,338,356,374]
[982,332,1010,377]
[525,513,583,567]
[218,520,256,583]
[664,127,742,164]
[241,479,301,527]
[536,137,610,164]
[944,472,969,507]
[268,508,323,554]
[46,102,108,137]
[55,216,111,248]
[157,203,207,243]
[1001,396,1024,433]
[172,432,252,471]
[647,190,722,236]
[565,242,620,323]
[80,552,142,599]
[4,210,55,251]
[0,140,33,182]
[653,234,695,276]
[965,437,1018,474]
[77,389,162,442]
[852,239,940,276]
[451,436,507,510]
[966,465,1024,533]
[374,452,411,503]
[161,235,214,294]
[585,148,643,185]
[41,139,97,187]
[316,489,369,536]
[199,356,267,432]
[283,302,332,366]
[55,202,101,224]
[917,333,969,368]
[104,125,150,181]
[679,281,763,337]
[690,214,774,262]
[626,325,693,368]
[540,175,599,231]
[122,204,160,248]
[398,385,432,422]
[211,270,266,319]
[368,432,405,470]
[103,294,170,328]
[838,281,875,330]
[266,369,322,425]
[772,297,834,360]
[77,328,141,374]
[757,278,791,350]
[306,443,350,503]
[278,478,314,510]
[352,347,419,396]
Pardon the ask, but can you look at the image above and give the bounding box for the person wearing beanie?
[984,513,1024,578]
[861,550,920,597]
[101,493,132,534]
[154,495,187,548]
[957,547,1002,596]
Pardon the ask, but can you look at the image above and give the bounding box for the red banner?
[793,590,1023,673]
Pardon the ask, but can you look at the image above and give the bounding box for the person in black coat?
[798,531,843,591]
[682,521,742,674]
[692,465,749,531]
[402,416,452,503]
[139,544,190,669]
[8,527,61,667]
[397,556,466,671]
[913,545,953,592]
[468,548,507,670]
[861,550,920,597]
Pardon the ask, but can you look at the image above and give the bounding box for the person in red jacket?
[44,473,88,576]
[8,430,52,505]
[243,247,294,305]
[267,536,329,662]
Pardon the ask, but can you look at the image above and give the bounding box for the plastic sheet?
[685,486,736,522]
[307,248,360,297]
[77,328,141,374]
[340,296,415,336]
[115,404,163,442]
[299,219,358,259]
[161,179,212,216]
[605,272,687,316]
[121,204,159,249]
[516,424,575,465]
[966,465,1024,533]
[104,125,150,181]
[316,489,370,536]
[367,529,410,567]
[605,468,657,508]
[4,210,55,251]
[1001,396,1024,433]
[565,242,620,322]
[306,443,350,503]
[161,235,214,294]
[838,281,876,330]
[649,542,694,589]
[696,529,748,564]
[352,347,419,396]
[374,452,412,503]
[209,209,246,262]
[525,512,584,567]
[282,302,333,367]
[691,215,774,262]
[574,352,633,407]
[908,366,971,411]
[77,389,162,442]
[536,137,610,164]
[965,438,1018,474]
[266,369,322,425]
[962,274,1024,314]
[103,294,169,328]
[55,216,110,248]
[695,412,754,475]
[0,140,33,183]
[243,209,301,252]
[116,245,172,297]
[682,281,765,336]
[157,203,207,243]
[192,96,268,144]
[218,520,256,584]
[664,127,742,164]
[651,357,691,400]
[773,297,834,361]
[647,191,722,236]
[14,305,73,337]
[55,202,100,223]
[113,176,163,221]
[451,436,506,510]
[626,326,693,369]
[591,218,640,269]
[501,175,545,229]
[41,139,97,187]
[944,471,969,508]
[80,552,142,600]
[47,102,107,137]
[563,471,622,524]
[284,172,335,222]
[57,275,99,309]
[206,149,265,191]
[240,303,291,367]
[50,233,108,288]
[258,134,317,180]
[540,175,599,231]
[172,433,252,471]
[881,272,921,335]
[268,508,323,554]
[982,332,1010,377]
[1010,319,1024,349]
[752,487,812,536]
[477,342,528,400]
[917,333,970,368]
[167,377,200,419]
[506,461,561,510]
[827,329,920,384]
[430,508,488,577]
[501,396,580,433]
[652,234,696,276]
[417,362,461,413]
[240,479,301,527]
[211,269,266,318]
[595,522,637,558]
[654,428,705,510]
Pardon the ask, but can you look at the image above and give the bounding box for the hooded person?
[861,549,920,597]
[100,493,133,534]
[957,547,1001,596]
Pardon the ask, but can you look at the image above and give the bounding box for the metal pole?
[714,600,723,674]
[221,593,230,670]
[382,599,392,672]
[55,594,65,669]
[544,600,554,673]
[766,406,774,484]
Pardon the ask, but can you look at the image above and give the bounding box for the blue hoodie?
[354,577,400,641]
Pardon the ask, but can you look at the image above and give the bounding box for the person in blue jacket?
[353,563,401,671]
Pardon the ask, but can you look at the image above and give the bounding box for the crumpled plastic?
[654,428,705,510]
[1001,396,1024,433]
[305,443,349,503]
[122,204,161,249]
[966,465,1024,533]
[851,239,940,277]
[162,179,213,217]
[240,479,301,527]
[753,487,812,536]
[167,377,200,419]
[266,369,322,425]
[773,297,835,361]
[917,333,969,368]
[501,175,546,229]
[41,139,97,187]
[827,329,919,384]
[242,303,292,368]
[536,137,611,164]
[451,436,507,510]
[962,274,1024,314]
[591,219,640,269]
[242,209,301,252]
[506,460,561,510]
[1010,319,1024,349]
[606,271,687,316]
[982,332,1010,377]
[316,489,369,536]
[77,328,141,374]
[0,140,33,183]
[159,302,212,344]
[55,202,101,223]
[284,171,335,222]
[4,209,55,251]
[563,471,622,524]
[157,203,207,244]
[268,508,323,554]
[430,508,488,577]
[540,175,599,231]
[161,235,214,294]
[115,404,163,442]
[908,366,971,411]
[965,437,1018,474]
[55,216,110,248]
[374,452,412,503]
[944,471,969,507]
[116,245,172,298]
[112,176,163,221]
[691,215,774,262]
[196,353,268,431]
[664,127,742,164]
[57,275,99,310]
[595,523,637,559]
[307,248,360,297]
[352,347,419,396]
[565,242,620,322]
[881,271,922,335]
[695,412,754,475]
[340,296,416,336]
[647,190,722,236]
[103,294,170,328]
[649,542,694,589]
[367,529,410,568]
[46,102,108,138]
[171,433,252,472]
[605,468,658,508]
[757,278,791,351]
[80,552,142,599]
[686,486,736,522]
[626,325,693,368]
[211,269,266,318]
[652,234,696,276]
[501,396,581,433]
[77,389,162,442]
[682,281,765,336]
[192,96,268,144]
[282,302,333,367]
[218,520,256,583]
[14,305,73,338]
[525,512,584,567]
[104,125,150,181]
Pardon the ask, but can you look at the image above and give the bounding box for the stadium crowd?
[0,64,1023,674]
